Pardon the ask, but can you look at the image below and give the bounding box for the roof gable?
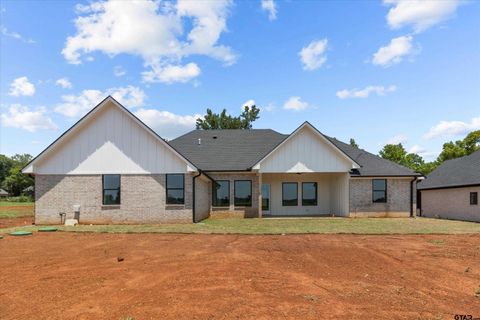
[252,122,360,173]
[23,96,196,174]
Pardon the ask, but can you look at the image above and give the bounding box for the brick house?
[23,96,421,224]
[418,150,480,222]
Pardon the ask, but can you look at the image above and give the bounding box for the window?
[262,184,270,211]
[166,174,184,205]
[302,182,317,206]
[234,180,252,207]
[213,180,230,207]
[103,175,120,205]
[471,192,478,205]
[372,179,387,203]
[282,182,298,206]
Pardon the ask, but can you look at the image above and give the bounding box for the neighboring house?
[417,150,480,222]
[22,96,421,225]
[0,188,9,199]
[23,186,34,197]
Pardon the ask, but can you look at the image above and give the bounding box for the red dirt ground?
[0,216,33,228]
[0,233,479,320]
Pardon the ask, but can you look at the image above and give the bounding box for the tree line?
[0,154,34,196]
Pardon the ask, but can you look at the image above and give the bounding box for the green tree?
[349,138,359,148]
[437,140,466,162]
[379,144,408,166]
[196,105,260,130]
[463,130,480,155]
[3,166,34,196]
[0,154,14,186]
[378,144,438,175]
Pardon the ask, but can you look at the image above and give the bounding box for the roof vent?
[198,138,201,145]
[212,136,217,139]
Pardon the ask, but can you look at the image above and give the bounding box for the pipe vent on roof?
[212,136,217,139]
[198,138,201,145]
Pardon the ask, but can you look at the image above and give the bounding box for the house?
[22,96,421,225]
[417,150,480,222]
[0,188,9,199]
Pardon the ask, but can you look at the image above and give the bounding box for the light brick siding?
[349,178,414,217]
[35,174,194,224]
[194,176,211,222]
[208,173,260,218]
[421,186,480,222]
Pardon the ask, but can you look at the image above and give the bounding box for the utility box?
[73,204,81,222]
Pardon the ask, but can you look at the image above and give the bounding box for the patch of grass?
[0,202,34,219]
[428,239,447,245]
[0,217,479,235]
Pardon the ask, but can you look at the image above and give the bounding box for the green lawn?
[0,201,34,219]
[0,217,479,235]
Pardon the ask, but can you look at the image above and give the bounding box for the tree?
[3,166,34,196]
[349,138,359,148]
[0,154,14,186]
[196,105,260,130]
[378,143,438,175]
[379,144,408,166]
[463,130,480,155]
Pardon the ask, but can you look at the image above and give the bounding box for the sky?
[1,0,479,161]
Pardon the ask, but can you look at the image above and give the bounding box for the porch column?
[257,172,262,218]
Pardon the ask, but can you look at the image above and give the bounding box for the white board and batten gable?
[252,122,360,173]
[23,97,196,175]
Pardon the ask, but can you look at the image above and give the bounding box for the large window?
[372,179,387,203]
[471,192,478,205]
[282,182,298,206]
[103,174,120,205]
[302,182,317,206]
[213,180,230,207]
[166,174,184,205]
[234,180,252,207]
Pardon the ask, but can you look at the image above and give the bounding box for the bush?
[5,195,33,202]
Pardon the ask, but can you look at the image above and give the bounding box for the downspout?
[192,171,202,223]
[410,176,418,218]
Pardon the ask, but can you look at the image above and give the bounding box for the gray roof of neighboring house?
[0,188,8,195]
[417,150,480,190]
[170,129,419,177]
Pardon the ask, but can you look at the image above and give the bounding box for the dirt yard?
[1,233,479,320]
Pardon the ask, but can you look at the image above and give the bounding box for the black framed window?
[213,180,230,207]
[103,174,120,205]
[166,174,184,205]
[302,182,317,206]
[234,180,252,207]
[282,182,298,206]
[470,192,478,205]
[372,179,387,203]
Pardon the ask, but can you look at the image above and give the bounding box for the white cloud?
[384,0,461,33]
[261,0,277,21]
[408,144,426,154]
[1,104,56,132]
[9,77,36,96]
[113,65,126,77]
[283,96,311,111]
[1,26,35,44]
[386,134,407,145]
[372,35,415,67]
[241,99,256,110]
[55,85,146,118]
[299,39,328,71]
[142,62,201,84]
[134,108,200,140]
[62,0,235,83]
[55,78,72,89]
[336,85,396,99]
[423,115,480,140]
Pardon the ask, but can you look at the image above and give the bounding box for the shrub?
[5,195,33,202]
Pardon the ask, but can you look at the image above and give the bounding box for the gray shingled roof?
[417,150,480,190]
[170,129,419,177]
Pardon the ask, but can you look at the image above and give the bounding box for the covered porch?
[258,172,350,217]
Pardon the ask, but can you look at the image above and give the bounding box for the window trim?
[166,174,185,205]
[234,180,252,207]
[470,192,478,205]
[212,180,230,207]
[302,182,318,206]
[372,179,387,203]
[102,174,121,205]
[282,182,298,206]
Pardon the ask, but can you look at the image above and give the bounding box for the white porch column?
[258,172,262,218]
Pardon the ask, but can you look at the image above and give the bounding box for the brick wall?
[35,174,194,224]
[421,186,480,222]
[349,178,414,217]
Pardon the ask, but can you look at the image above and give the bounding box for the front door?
[262,184,270,215]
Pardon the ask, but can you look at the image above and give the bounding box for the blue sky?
[1,0,479,161]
